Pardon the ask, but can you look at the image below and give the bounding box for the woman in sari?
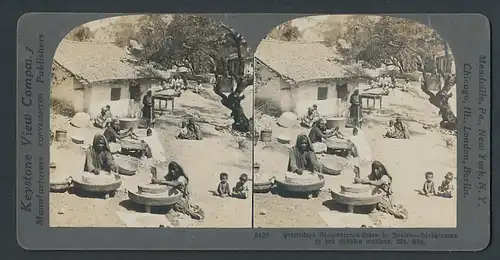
[94,105,113,128]
[151,161,205,220]
[354,161,408,219]
[300,107,319,128]
[394,117,410,139]
[177,118,203,140]
[142,90,154,127]
[349,89,362,127]
[287,134,322,175]
[84,134,118,174]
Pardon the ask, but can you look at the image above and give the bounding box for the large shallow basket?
[115,155,140,175]
[121,139,147,150]
[276,135,291,144]
[321,159,344,176]
[276,174,325,193]
[128,188,182,206]
[50,178,71,192]
[253,181,274,193]
[330,187,384,206]
[312,142,327,154]
[71,136,85,145]
[325,138,350,150]
[72,173,122,193]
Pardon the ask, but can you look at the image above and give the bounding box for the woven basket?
[276,135,291,144]
[276,174,325,193]
[321,159,344,176]
[128,189,182,206]
[330,187,384,206]
[253,181,274,193]
[121,139,147,150]
[50,179,71,192]
[72,173,122,193]
[71,136,85,145]
[115,155,140,176]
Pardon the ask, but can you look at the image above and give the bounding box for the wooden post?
[347,204,355,213]
[145,205,152,213]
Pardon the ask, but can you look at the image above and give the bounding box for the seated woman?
[308,118,336,143]
[300,107,320,128]
[384,120,397,138]
[394,117,410,139]
[354,161,408,219]
[151,161,204,220]
[94,105,113,129]
[288,134,322,175]
[177,118,203,140]
[84,134,118,174]
[104,119,152,158]
[103,119,136,143]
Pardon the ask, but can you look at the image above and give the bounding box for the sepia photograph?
[252,15,457,228]
[49,14,254,228]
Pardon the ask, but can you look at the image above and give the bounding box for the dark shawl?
[349,91,362,119]
[287,134,322,173]
[84,134,116,172]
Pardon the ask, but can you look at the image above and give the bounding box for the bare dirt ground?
[50,87,252,227]
[253,85,457,228]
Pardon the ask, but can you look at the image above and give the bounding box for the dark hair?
[239,173,248,181]
[106,105,110,109]
[445,172,454,179]
[168,161,182,174]
[425,171,434,177]
[371,161,388,177]
[146,128,153,136]
[220,172,228,179]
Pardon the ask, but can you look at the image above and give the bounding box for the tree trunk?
[213,76,251,132]
[420,71,457,131]
[213,24,253,133]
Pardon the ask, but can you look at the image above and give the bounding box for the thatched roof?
[255,39,352,82]
[54,40,159,84]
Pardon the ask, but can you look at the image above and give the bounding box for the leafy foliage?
[134,14,253,132]
[338,16,444,72]
[267,21,302,41]
[337,15,457,130]
[66,26,95,42]
[136,14,242,75]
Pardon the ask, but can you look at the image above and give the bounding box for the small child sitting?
[177,122,189,139]
[217,172,231,197]
[422,171,436,196]
[438,172,454,198]
[232,173,249,199]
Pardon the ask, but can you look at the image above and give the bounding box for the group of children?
[300,104,320,128]
[216,173,249,199]
[422,171,455,198]
[167,75,203,94]
[370,75,411,94]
